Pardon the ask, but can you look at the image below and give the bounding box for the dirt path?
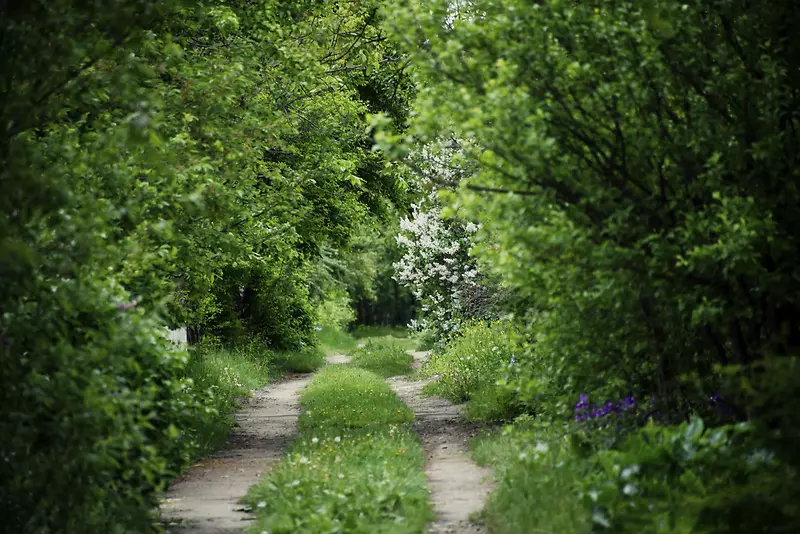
[161,375,310,533]
[389,352,494,534]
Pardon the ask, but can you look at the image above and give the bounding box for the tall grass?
[183,341,323,457]
[470,419,591,534]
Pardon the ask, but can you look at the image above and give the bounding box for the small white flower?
[334,436,341,442]
[298,456,309,464]
[257,501,267,508]
[311,437,319,444]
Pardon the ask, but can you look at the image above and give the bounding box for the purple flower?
[574,393,637,424]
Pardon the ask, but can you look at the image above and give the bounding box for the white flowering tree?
[394,191,482,342]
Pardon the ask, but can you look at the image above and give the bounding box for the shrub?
[349,340,414,378]
[388,0,800,446]
[316,287,356,331]
[0,285,202,534]
[422,321,523,420]
[582,418,799,533]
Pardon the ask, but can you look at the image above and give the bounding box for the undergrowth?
[184,341,322,457]
[421,321,523,421]
[470,417,591,534]
[245,366,431,533]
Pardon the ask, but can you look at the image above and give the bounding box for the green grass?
[469,419,591,534]
[300,366,414,429]
[245,366,431,533]
[316,326,359,356]
[184,343,273,455]
[184,342,323,457]
[349,340,415,378]
[274,345,326,373]
[351,325,422,351]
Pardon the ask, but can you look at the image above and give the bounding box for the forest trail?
[163,349,492,534]
[161,374,310,533]
[389,352,493,534]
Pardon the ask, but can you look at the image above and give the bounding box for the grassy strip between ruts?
[245,366,432,534]
[349,340,415,378]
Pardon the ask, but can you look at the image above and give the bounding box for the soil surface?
[388,352,494,534]
[162,350,493,534]
[161,374,310,533]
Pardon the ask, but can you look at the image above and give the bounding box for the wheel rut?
[161,374,310,533]
[389,352,494,534]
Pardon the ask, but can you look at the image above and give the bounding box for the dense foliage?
[5,0,800,530]
[1,0,413,531]
[384,0,800,530]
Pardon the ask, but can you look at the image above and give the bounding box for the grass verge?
[349,340,415,378]
[245,366,432,533]
[469,417,590,534]
[352,325,422,351]
[316,326,359,356]
[184,342,323,457]
[274,345,326,373]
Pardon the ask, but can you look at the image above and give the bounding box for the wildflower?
[311,437,319,444]
[334,436,341,442]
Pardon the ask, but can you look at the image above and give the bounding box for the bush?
[391,0,800,422]
[0,285,202,534]
[316,287,356,332]
[349,340,415,378]
[422,321,523,420]
[582,418,799,533]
